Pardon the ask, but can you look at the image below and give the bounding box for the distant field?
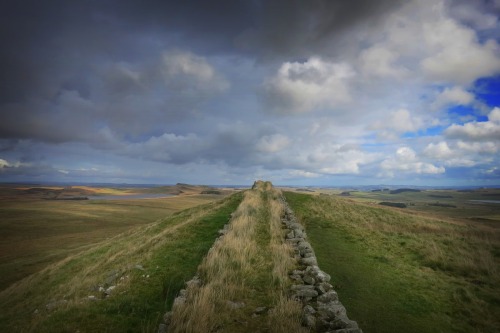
[285,190,500,333]
[0,191,243,332]
[0,184,234,291]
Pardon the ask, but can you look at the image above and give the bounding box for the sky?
[0,0,500,186]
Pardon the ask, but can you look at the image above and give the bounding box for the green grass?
[284,191,500,333]
[0,194,222,291]
[0,192,243,333]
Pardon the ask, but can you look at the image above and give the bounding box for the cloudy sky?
[1,0,499,186]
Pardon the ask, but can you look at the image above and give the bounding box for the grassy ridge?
[169,181,306,333]
[0,192,242,332]
[284,191,500,333]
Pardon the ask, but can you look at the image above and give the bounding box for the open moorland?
[0,183,499,333]
[0,183,237,291]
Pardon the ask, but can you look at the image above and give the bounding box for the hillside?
[1,182,498,332]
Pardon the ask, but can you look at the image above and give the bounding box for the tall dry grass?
[169,184,307,333]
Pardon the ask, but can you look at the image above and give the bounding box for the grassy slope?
[0,193,242,333]
[0,195,220,290]
[284,191,500,333]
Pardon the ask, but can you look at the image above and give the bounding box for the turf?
[284,191,500,333]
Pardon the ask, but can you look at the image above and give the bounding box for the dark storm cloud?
[238,0,406,59]
[0,0,404,101]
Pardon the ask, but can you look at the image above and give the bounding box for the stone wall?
[281,196,362,333]
[159,187,362,333]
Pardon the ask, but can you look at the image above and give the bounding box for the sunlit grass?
[0,193,243,332]
[285,191,500,333]
[0,194,222,290]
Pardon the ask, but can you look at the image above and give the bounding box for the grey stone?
[317,302,347,320]
[293,229,304,238]
[316,284,327,295]
[318,290,339,303]
[303,275,315,285]
[186,276,201,288]
[329,315,350,329]
[302,313,316,328]
[105,285,116,295]
[300,256,318,266]
[286,238,302,245]
[286,231,295,239]
[318,282,333,292]
[134,264,145,271]
[303,304,316,315]
[288,222,303,230]
[292,287,319,298]
[298,241,312,251]
[291,284,315,291]
[302,252,315,258]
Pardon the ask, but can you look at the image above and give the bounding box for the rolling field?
[0,184,234,291]
[2,183,499,332]
[0,189,243,332]
[285,190,500,333]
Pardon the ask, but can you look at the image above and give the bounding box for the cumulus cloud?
[423,141,477,167]
[420,10,500,84]
[369,109,423,140]
[359,45,408,78]
[262,57,354,114]
[432,86,474,110]
[380,147,445,177]
[445,107,500,141]
[161,50,228,91]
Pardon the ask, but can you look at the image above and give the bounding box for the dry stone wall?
[158,187,362,333]
[280,196,362,333]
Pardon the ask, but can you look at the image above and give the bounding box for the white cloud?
[359,45,408,78]
[0,158,10,168]
[262,57,354,114]
[423,141,476,167]
[161,50,229,91]
[445,107,500,141]
[420,12,500,84]
[423,141,454,159]
[369,109,423,140]
[456,141,499,154]
[432,86,474,110]
[380,147,445,176]
[289,170,320,178]
[256,134,290,153]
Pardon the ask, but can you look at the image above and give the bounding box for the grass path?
[168,181,307,333]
